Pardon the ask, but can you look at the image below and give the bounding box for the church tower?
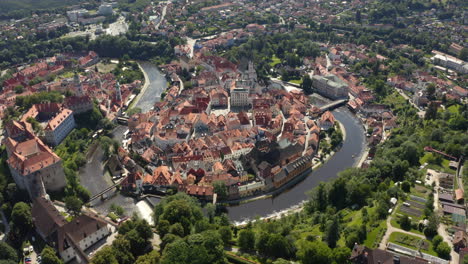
[115,81,122,102]
[246,61,257,82]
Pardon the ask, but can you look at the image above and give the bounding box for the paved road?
[155,1,169,29]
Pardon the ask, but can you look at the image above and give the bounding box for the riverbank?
[128,62,151,110]
[132,61,167,112]
[232,119,352,225]
[229,107,366,222]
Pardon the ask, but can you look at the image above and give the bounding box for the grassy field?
[56,71,75,80]
[269,55,281,67]
[288,79,302,85]
[364,220,387,248]
[411,184,430,198]
[381,91,408,112]
[390,216,424,235]
[420,153,456,174]
[339,206,387,249]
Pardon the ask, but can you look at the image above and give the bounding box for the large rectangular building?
[5,136,66,198]
[312,74,349,100]
[432,51,468,74]
[230,87,249,107]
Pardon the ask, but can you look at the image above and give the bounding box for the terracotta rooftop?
[45,107,73,131]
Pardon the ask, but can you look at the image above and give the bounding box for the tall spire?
[115,81,122,102]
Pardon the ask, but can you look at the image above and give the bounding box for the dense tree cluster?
[0,34,177,69]
[92,217,153,264]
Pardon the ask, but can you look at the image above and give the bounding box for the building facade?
[44,108,76,146]
[312,74,349,100]
[6,137,66,198]
[230,87,249,107]
[32,197,111,264]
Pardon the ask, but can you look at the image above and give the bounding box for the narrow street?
[155,1,170,29]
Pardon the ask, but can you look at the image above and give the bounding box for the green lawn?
[364,220,386,248]
[269,55,281,67]
[388,232,437,256]
[288,79,302,85]
[290,223,323,241]
[420,153,456,174]
[342,209,363,227]
[96,62,117,74]
[381,91,408,111]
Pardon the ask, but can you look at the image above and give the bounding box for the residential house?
[319,111,335,130]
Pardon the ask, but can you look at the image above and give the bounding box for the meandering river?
[135,63,367,222]
[227,107,366,222]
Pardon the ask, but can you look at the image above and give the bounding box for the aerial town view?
[0,0,467,263]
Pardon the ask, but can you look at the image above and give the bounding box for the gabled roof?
[32,197,68,239]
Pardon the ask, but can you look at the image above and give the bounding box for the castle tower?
[74,72,84,96]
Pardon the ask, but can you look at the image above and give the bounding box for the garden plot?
[407,200,425,209]
[400,206,423,217]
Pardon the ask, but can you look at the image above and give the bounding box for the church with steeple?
[236,61,262,94]
[63,72,93,114]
